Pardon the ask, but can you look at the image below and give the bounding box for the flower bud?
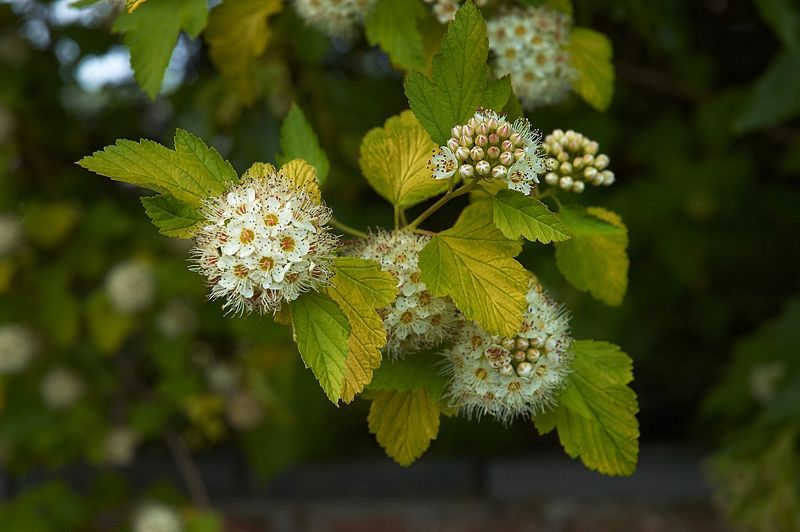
[499,151,515,166]
[513,350,527,362]
[487,117,498,131]
[470,146,485,161]
[572,181,585,193]
[526,347,540,362]
[475,134,488,147]
[501,139,514,152]
[488,133,500,145]
[559,176,573,189]
[496,124,510,139]
[544,172,558,185]
[447,138,460,152]
[594,154,610,170]
[462,125,475,137]
[460,134,473,147]
[544,337,557,352]
[583,167,598,180]
[558,161,572,175]
[456,146,471,161]
[516,361,533,377]
[513,148,526,161]
[602,170,615,185]
[509,132,522,146]
[459,164,475,178]
[451,125,463,139]
[501,338,515,350]
[499,364,515,377]
[476,160,492,176]
[486,146,501,160]
[491,165,508,179]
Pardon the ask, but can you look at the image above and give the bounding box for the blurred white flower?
[205,362,240,395]
[346,230,460,358]
[105,260,156,314]
[0,324,36,375]
[423,0,489,24]
[225,391,263,430]
[40,367,85,410]
[293,0,377,37]
[0,214,22,257]
[749,362,786,404]
[443,280,572,423]
[156,299,198,338]
[132,502,184,532]
[103,426,139,466]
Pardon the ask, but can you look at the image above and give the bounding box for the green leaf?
[368,350,449,402]
[112,0,208,99]
[755,0,800,55]
[205,0,284,104]
[492,189,571,243]
[535,340,639,476]
[326,257,398,403]
[419,201,529,337]
[368,389,440,466]
[404,0,503,144]
[359,110,448,208]
[735,53,800,133]
[278,103,330,184]
[140,195,204,238]
[568,28,614,112]
[483,75,512,111]
[555,205,628,306]
[290,292,351,403]
[364,0,427,71]
[78,129,233,206]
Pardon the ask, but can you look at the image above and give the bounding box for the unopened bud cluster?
[293,0,377,37]
[542,129,614,193]
[423,0,489,24]
[488,7,573,109]
[443,280,572,423]
[429,109,544,195]
[346,230,460,358]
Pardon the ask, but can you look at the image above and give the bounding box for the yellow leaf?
[418,202,529,337]
[359,110,449,208]
[279,158,322,205]
[368,389,440,466]
[205,0,283,104]
[327,257,398,403]
[242,162,276,180]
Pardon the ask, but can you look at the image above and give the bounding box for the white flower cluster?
[0,214,22,257]
[423,0,489,24]
[105,261,156,314]
[0,324,36,375]
[40,367,85,410]
[191,170,338,315]
[429,109,545,195]
[347,230,460,358]
[293,0,377,37]
[543,129,614,193]
[133,502,184,532]
[443,280,572,423]
[225,391,263,430]
[156,299,198,338]
[488,7,574,109]
[103,426,140,466]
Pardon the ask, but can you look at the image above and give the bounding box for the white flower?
[105,261,156,314]
[0,324,36,375]
[40,367,85,410]
[423,0,489,24]
[443,280,572,423]
[293,0,377,37]
[133,502,184,532]
[749,362,786,404]
[205,362,240,395]
[0,214,22,257]
[103,427,139,466]
[542,129,614,193]
[346,230,460,358]
[156,300,198,338]
[225,391,263,430]
[487,7,575,109]
[190,168,338,315]
[429,108,544,195]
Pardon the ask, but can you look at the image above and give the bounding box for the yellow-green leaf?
[205,0,283,104]
[364,0,427,71]
[359,110,448,208]
[492,189,571,243]
[290,292,351,403]
[569,28,614,112]
[534,340,639,476]
[418,201,529,337]
[327,257,398,403]
[368,350,448,402]
[279,159,322,205]
[368,389,440,466]
[555,205,628,306]
[278,103,330,184]
[140,194,204,238]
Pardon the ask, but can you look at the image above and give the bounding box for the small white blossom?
[225,391,263,430]
[190,168,338,315]
[423,0,489,24]
[749,362,786,404]
[156,299,198,338]
[0,214,22,257]
[40,367,85,410]
[103,426,139,466]
[0,324,36,375]
[293,0,377,37]
[542,129,615,192]
[443,280,572,423]
[105,261,156,314]
[429,108,545,195]
[205,362,240,395]
[133,502,184,532]
[346,230,460,358]
[488,7,575,109]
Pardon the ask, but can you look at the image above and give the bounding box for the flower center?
[258,256,274,271]
[400,311,414,324]
[233,264,249,279]
[280,236,296,252]
[239,228,255,244]
[264,213,279,227]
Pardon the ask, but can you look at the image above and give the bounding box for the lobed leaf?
[278,104,330,184]
[568,28,614,112]
[492,189,571,243]
[140,195,204,239]
[368,389,440,466]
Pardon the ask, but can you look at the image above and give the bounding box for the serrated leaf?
[365,0,427,71]
[555,205,628,306]
[113,0,208,99]
[205,0,283,104]
[418,201,528,337]
[140,195,204,238]
[290,292,351,403]
[278,103,330,184]
[368,389,440,466]
[78,130,234,205]
[368,350,449,402]
[492,189,571,243]
[404,1,502,144]
[534,340,639,476]
[359,110,448,208]
[278,159,322,205]
[483,75,512,111]
[326,257,398,403]
[755,0,800,55]
[734,53,800,133]
[568,28,614,112]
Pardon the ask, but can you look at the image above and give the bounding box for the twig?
[164,430,211,509]
[330,216,368,239]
